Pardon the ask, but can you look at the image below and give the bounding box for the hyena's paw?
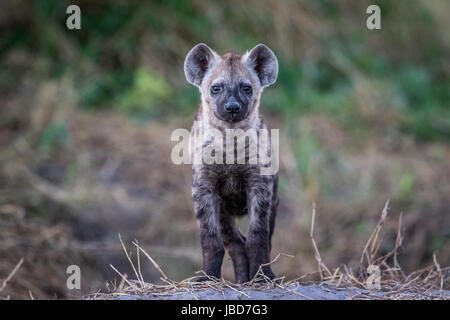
[235,275,250,284]
[250,267,276,284]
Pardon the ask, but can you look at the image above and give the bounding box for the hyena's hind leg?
[269,176,279,253]
[219,212,250,283]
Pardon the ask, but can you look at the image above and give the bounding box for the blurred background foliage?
[0,0,449,299]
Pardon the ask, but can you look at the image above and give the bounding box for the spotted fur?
[184,43,279,282]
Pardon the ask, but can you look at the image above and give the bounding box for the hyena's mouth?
[225,113,244,123]
[214,110,248,123]
[230,113,239,122]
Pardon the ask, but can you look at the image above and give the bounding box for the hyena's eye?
[241,85,252,94]
[210,85,222,94]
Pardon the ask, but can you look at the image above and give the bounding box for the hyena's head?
[184,44,278,125]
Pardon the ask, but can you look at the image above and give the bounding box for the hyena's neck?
[199,100,261,132]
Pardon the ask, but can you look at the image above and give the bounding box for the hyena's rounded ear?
[243,44,278,87]
[184,43,220,86]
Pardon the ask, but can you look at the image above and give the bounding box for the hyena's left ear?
[243,44,278,87]
[184,43,220,87]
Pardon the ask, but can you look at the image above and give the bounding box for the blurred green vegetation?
[1,0,448,140]
[39,122,69,153]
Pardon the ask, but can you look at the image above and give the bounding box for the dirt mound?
[93,281,450,300]
[90,206,449,300]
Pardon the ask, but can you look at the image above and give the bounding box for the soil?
[102,284,450,300]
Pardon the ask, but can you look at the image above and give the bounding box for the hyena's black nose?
[225,101,241,113]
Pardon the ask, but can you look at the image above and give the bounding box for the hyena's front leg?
[219,213,249,283]
[193,191,225,279]
[246,180,275,280]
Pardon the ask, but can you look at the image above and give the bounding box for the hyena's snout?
[214,88,249,123]
[224,99,241,114]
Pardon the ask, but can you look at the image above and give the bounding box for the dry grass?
[91,201,449,300]
[0,201,103,300]
[311,201,449,300]
[0,258,23,297]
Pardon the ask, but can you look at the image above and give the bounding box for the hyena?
[184,43,279,283]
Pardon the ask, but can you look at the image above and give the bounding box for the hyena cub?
[184,43,279,283]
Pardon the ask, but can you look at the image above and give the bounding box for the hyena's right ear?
[184,43,220,86]
[243,44,278,88]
